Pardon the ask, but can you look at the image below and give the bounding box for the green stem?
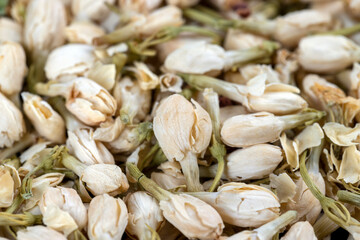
[6,195,24,214]
[27,55,47,94]
[299,152,358,228]
[320,23,360,36]
[208,139,225,192]
[279,109,326,130]
[0,133,36,161]
[180,73,247,103]
[138,143,160,171]
[61,152,86,176]
[93,23,138,45]
[337,190,360,208]
[20,146,65,199]
[126,162,170,201]
[183,8,230,30]
[0,212,42,226]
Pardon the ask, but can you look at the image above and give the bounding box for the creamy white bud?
[45,44,96,81]
[88,194,128,240]
[166,0,199,8]
[71,0,115,22]
[0,165,20,208]
[221,112,284,147]
[154,94,212,191]
[22,92,65,143]
[17,226,67,240]
[298,35,360,73]
[247,91,308,115]
[125,191,164,240]
[156,35,213,63]
[0,17,22,43]
[219,144,282,181]
[81,164,129,196]
[67,128,115,165]
[160,193,224,239]
[193,182,280,227]
[39,187,87,231]
[24,0,67,56]
[0,41,27,95]
[224,30,266,51]
[281,221,317,240]
[274,10,332,48]
[165,41,225,74]
[65,21,105,45]
[113,77,152,123]
[139,6,184,37]
[0,92,26,148]
[119,0,162,14]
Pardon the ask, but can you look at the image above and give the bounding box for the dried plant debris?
[2,0,360,239]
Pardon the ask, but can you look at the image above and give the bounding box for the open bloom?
[192,182,280,227]
[0,92,26,147]
[88,194,128,240]
[125,191,164,240]
[0,41,27,96]
[22,92,65,143]
[153,94,212,191]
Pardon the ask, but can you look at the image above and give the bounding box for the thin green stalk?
[93,23,138,45]
[337,190,360,208]
[299,152,359,228]
[320,23,360,36]
[61,151,86,176]
[126,162,170,201]
[21,146,65,199]
[203,89,226,192]
[0,212,42,226]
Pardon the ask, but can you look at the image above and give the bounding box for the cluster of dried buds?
[1,0,360,239]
